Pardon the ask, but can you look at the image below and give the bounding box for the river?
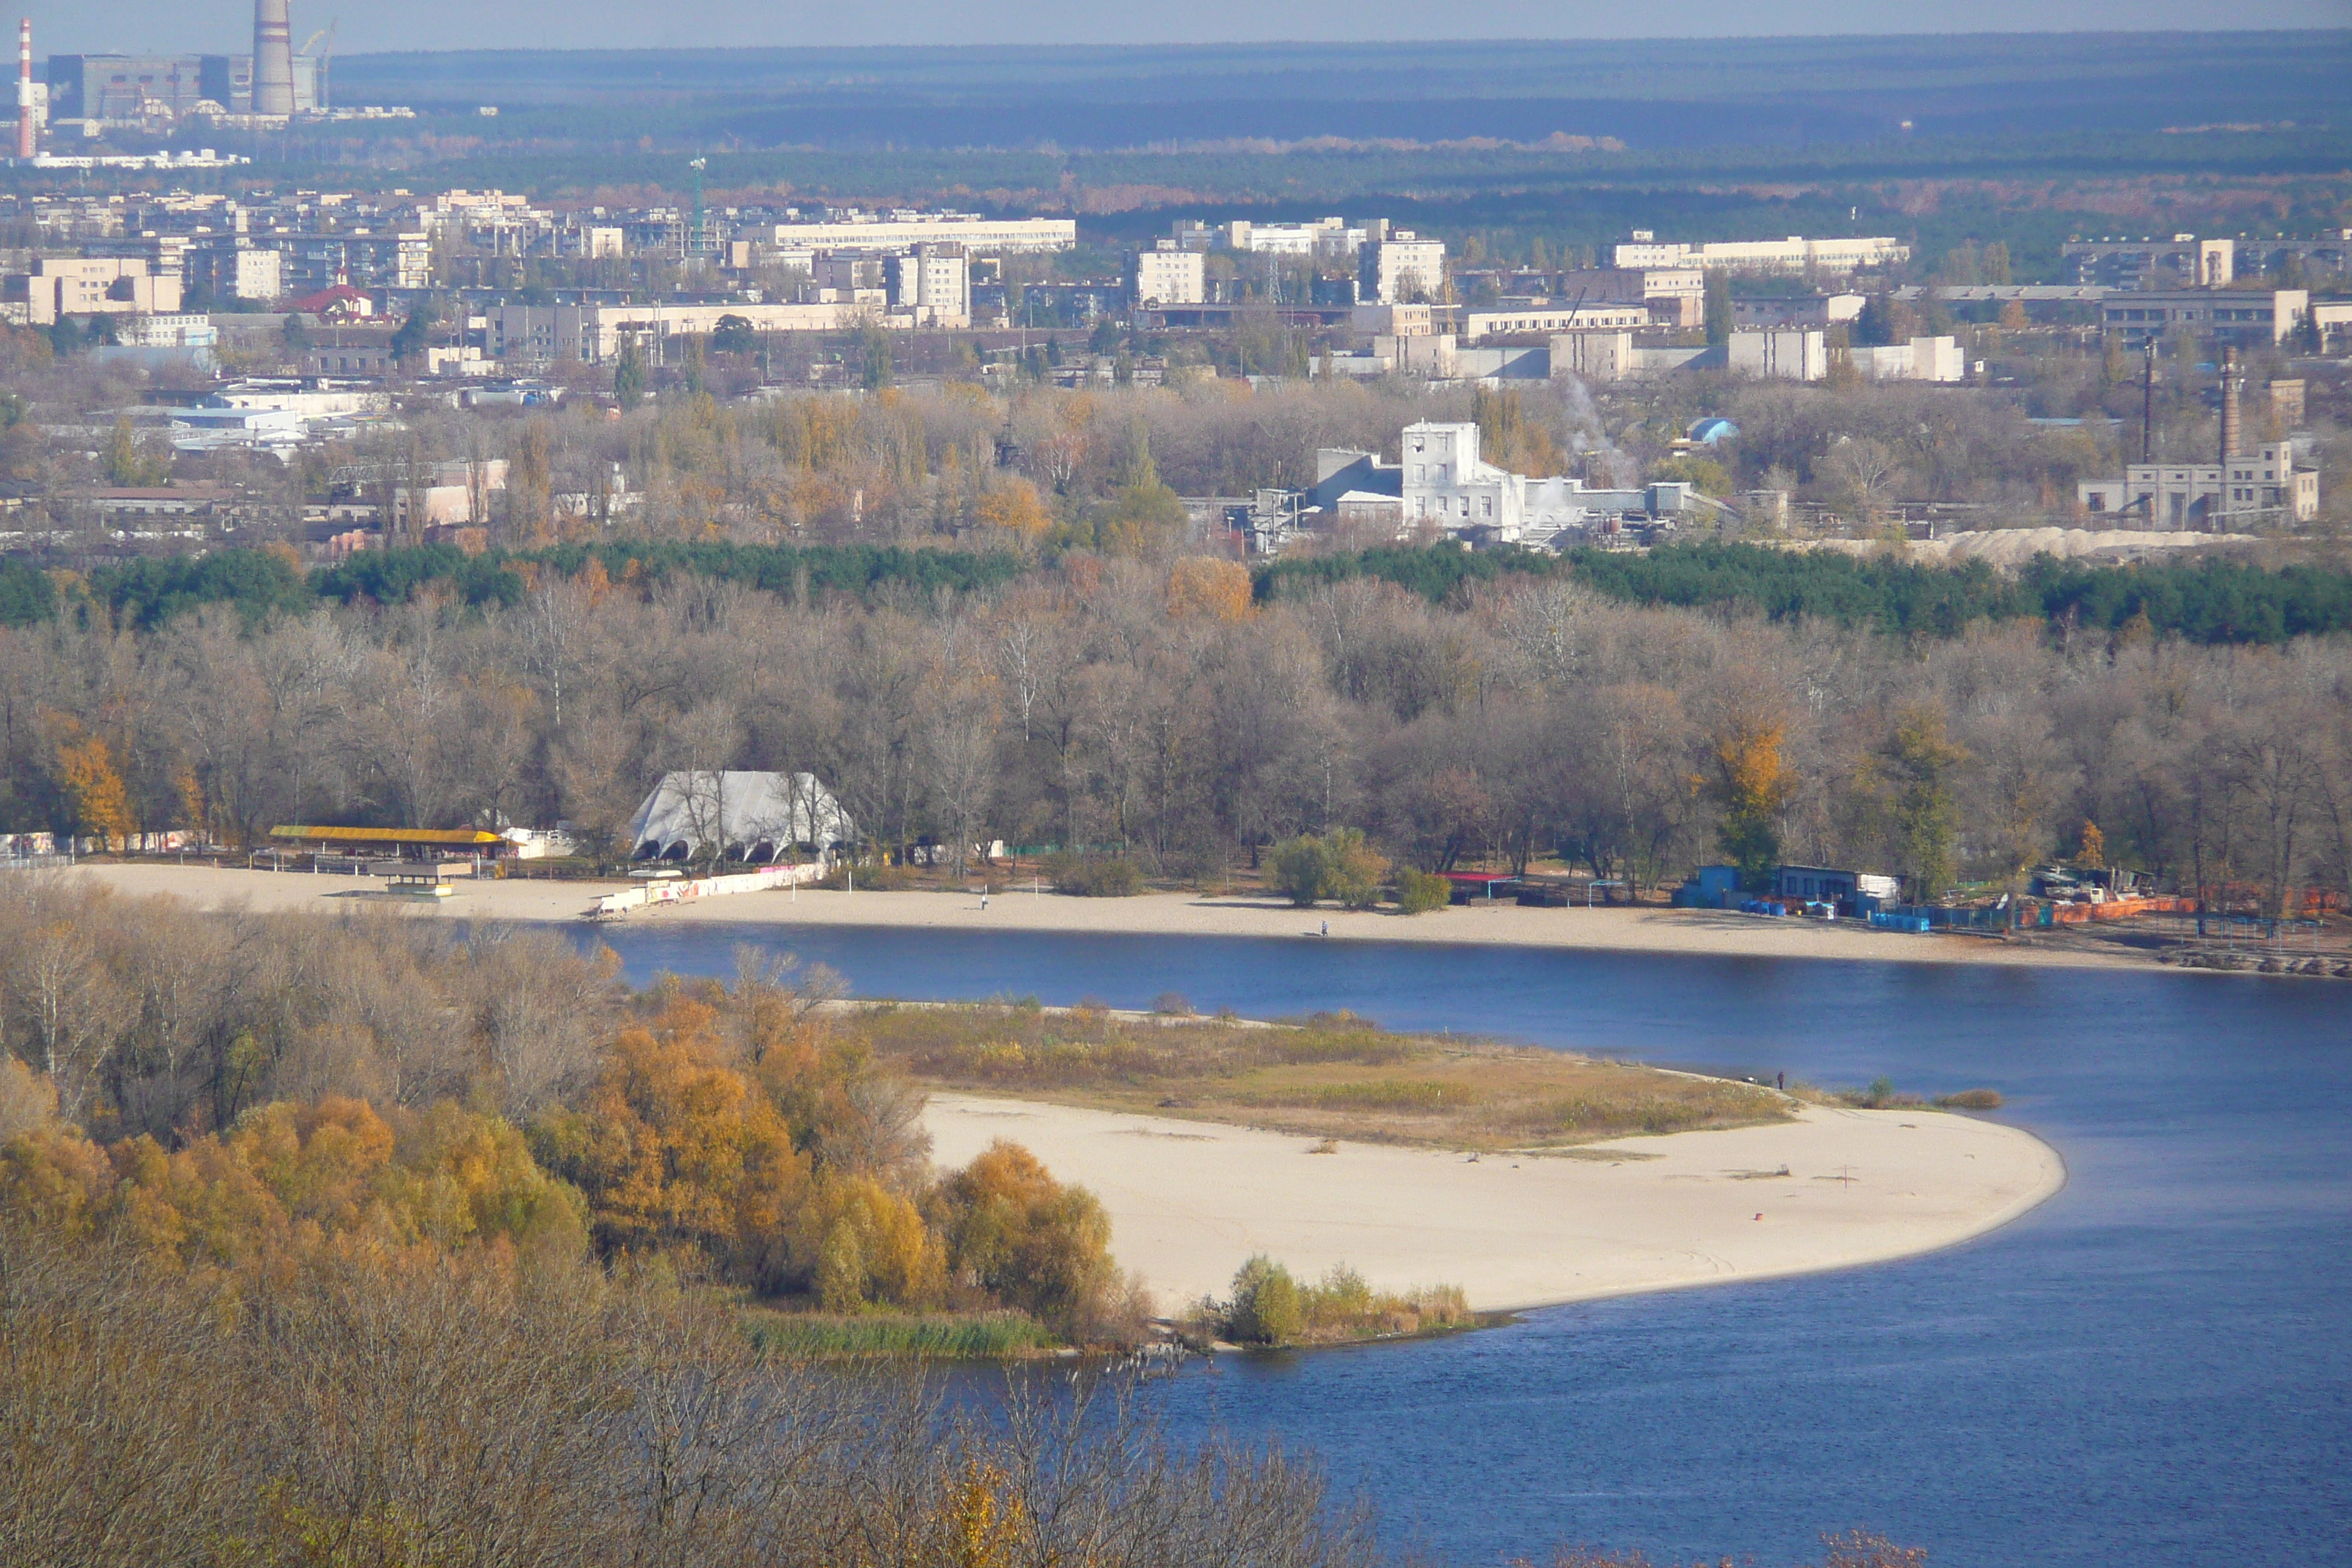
[588,922,2351,1567]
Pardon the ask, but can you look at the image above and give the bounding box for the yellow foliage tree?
[973,476,1052,543]
[1708,717,1793,892]
[1164,557,1254,622]
[935,1139,1118,1337]
[53,731,136,850]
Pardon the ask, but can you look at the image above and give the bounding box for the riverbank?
[67,864,2151,973]
[926,1092,2065,1316]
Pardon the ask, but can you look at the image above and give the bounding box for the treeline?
[3,552,2348,916]
[0,883,1139,1339]
[1261,543,2352,646]
[19,540,2352,649]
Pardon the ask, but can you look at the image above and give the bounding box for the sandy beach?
[67,863,2144,973]
[927,1092,2066,1314]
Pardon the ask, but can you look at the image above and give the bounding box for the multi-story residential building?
[2098,288,2309,346]
[889,246,970,328]
[1132,243,1206,306]
[185,243,283,301]
[1613,235,1910,273]
[1360,233,1446,305]
[2063,235,2239,290]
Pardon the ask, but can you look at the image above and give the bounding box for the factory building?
[1612,235,1910,273]
[2076,351,2321,527]
[0,256,180,324]
[1729,328,1830,381]
[1550,266,1706,328]
[1461,302,1647,341]
[2098,289,2309,347]
[47,52,319,120]
[759,212,1074,254]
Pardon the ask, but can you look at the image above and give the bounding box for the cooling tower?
[253,0,295,116]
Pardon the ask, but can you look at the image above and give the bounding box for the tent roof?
[625,771,853,855]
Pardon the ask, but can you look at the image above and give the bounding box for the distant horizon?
[26,4,2348,59]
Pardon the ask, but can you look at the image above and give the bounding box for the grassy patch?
[741,1308,1059,1360]
[835,1003,1788,1150]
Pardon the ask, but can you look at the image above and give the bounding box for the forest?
[4,537,2348,919]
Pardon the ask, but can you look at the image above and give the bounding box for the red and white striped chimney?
[16,19,34,162]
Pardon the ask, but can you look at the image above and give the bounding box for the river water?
[589,922,2351,1567]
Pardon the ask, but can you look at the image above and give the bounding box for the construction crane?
[298,20,336,111]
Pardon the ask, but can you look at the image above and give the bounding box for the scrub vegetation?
[831,1001,1791,1150]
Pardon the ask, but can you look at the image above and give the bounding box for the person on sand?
[981,890,989,911]
[1321,919,1329,937]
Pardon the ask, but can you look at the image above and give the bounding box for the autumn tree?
[1709,717,1793,892]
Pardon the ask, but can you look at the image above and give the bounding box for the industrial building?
[0,255,180,323]
[1462,302,1648,341]
[2063,233,2352,290]
[2077,353,2321,527]
[47,51,320,121]
[757,211,1074,254]
[1731,293,1865,328]
[1612,234,1910,273]
[1550,265,1707,328]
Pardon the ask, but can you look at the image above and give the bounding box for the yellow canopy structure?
[269,826,502,848]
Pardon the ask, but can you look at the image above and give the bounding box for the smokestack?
[15,18,32,161]
[2218,346,2243,468]
[253,0,294,116]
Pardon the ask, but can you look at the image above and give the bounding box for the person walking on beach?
[1321,919,1329,937]
[981,889,989,911]
[1776,1071,1785,1091]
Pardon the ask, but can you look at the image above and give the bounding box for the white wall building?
[2078,443,2319,527]
[1850,335,1965,382]
[2099,289,2309,346]
[1463,302,1647,340]
[1132,243,1206,306]
[761,212,1075,254]
[1613,235,1910,272]
[889,246,970,328]
[1361,234,1447,304]
[1730,327,1830,381]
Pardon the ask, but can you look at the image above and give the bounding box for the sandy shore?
[68,864,2142,973]
[926,1092,2065,1315]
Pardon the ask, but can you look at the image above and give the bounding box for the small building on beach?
[627,771,853,863]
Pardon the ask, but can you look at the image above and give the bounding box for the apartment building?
[1360,234,1447,305]
[889,246,970,328]
[1132,243,1206,306]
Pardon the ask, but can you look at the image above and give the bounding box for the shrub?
[1045,853,1142,897]
[1152,991,1193,1017]
[1934,1088,2004,1110]
[1226,1255,1305,1344]
[1267,829,1389,908]
[1395,867,1452,915]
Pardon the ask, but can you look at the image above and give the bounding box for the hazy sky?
[31,0,2346,57]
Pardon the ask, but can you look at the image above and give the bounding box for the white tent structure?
[625,771,854,862]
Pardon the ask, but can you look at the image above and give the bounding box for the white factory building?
[1612,234,1910,272]
[757,211,1075,254]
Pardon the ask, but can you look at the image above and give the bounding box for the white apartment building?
[2078,443,2319,526]
[1361,234,1447,304]
[221,246,280,300]
[761,211,1076,254]
[1463,302,1647,341]
[1132,244,1206,306]
[1613,235,1910,272]
[889,246,970,328]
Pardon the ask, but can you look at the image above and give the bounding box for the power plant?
[252,0,293,117]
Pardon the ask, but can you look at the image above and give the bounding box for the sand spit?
[926,1093,2066,1315]
[70,864,2141,974]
